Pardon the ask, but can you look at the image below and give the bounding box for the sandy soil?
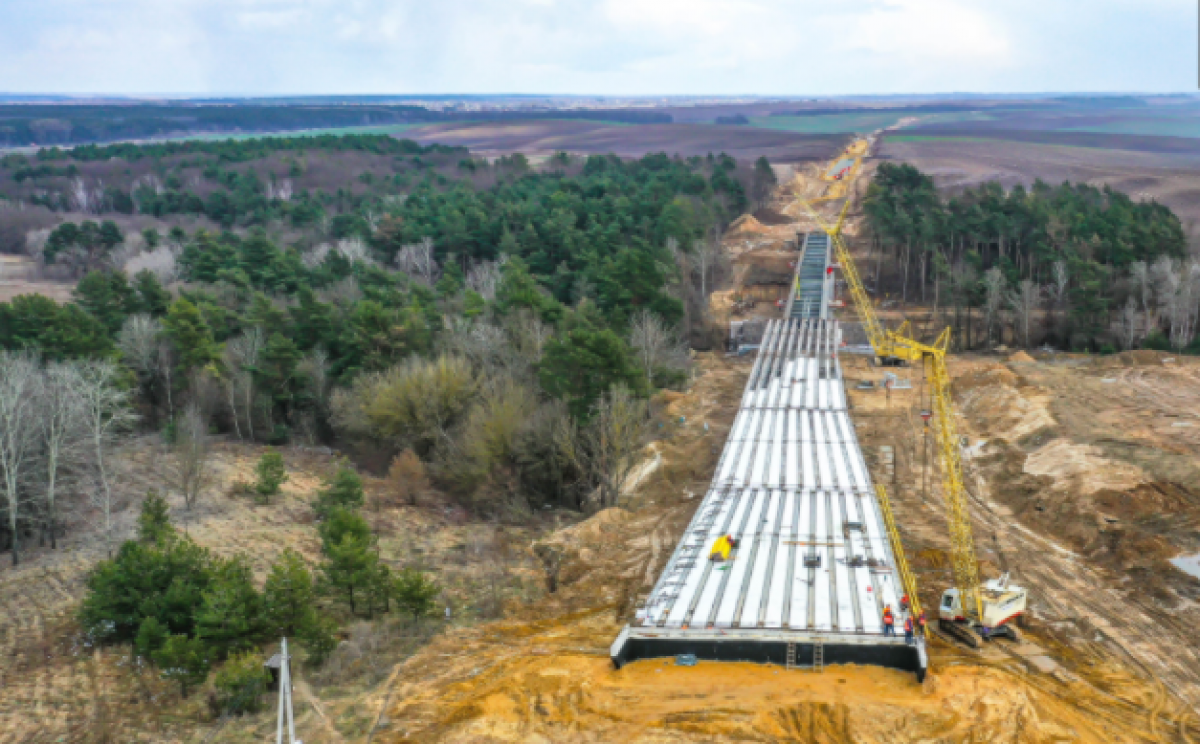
[843,349,1200,720]
[368,349,1200,743]
[340,140,1196,743]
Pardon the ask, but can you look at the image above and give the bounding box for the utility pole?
[276,638,298,744]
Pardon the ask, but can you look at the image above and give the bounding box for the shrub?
[445,378,535,496]
[213,651,270,715]
[331,355,477,456]
[385,449,430,507]
[299,614,339,667]
[1143,331,1171,351]
[154,635,210,698]
[254,449,288,503]
[267,423,292,445]
[317,507,371,553]
[394,567,441,621]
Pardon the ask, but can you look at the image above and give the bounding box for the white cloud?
[852,0,1012,65]
[0,0,1192,94]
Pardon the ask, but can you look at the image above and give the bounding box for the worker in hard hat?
[882,606,895,637]
[900,594,910,612]
[904,615,915,645]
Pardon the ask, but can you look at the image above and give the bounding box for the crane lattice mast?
[800,199,984,623]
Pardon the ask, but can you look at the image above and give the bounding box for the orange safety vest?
[883,612,894,625]
[904,618,913,632]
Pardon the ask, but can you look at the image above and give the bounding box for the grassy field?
[1060,115,1200,138]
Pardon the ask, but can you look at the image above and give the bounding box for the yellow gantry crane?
[800,199,1026,643]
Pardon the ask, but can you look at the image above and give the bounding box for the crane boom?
[800,200,921,364]
[800,199,985,624]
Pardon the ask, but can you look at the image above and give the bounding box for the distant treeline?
[37,133,465,163]
[862,162,1189,351]
[0,104,439,146]
[0,134,471,231]
[0,104,672,148]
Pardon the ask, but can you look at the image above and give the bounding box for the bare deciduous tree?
[335,237,374,266]
[586,386,650,510]
[1007,279,1043,348]
[36,363,85,550]
[983,267,1005,346]
[629,309,689,386]
[440,318,510,372]
[118,315,162,375]
[509,310,552,364]
[1151,257,1200,350]
[1114,297,1141,350]
[224,328,264,441]
[318,276,363,306]
[76,360,138,555]
[465,257,506,300]
[0,353,39,565]
[119,315,168,418]
[295,347,332,444]
[171,403,212,511]
[1047,260,1069,338]
[124,246,178,283]
[395,237,440,286]
[691,236,725,300]
[1130,260,1153,335]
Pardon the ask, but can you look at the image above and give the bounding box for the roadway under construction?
[611,231,928,681]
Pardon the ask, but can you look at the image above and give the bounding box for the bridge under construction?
[611,231,927,681]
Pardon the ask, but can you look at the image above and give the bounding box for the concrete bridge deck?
[611,231,927,680]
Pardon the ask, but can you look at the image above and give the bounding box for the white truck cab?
[939,573,1027,629]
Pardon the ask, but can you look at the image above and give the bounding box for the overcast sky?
[0,0,1195,96]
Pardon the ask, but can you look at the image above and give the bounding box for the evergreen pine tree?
[137,490,173,544]
[313,463,365,518]
[262,548,315,637]
[195,556,263,658]
[133,269,172,317]
[163,297,220,375]
[253,449,288,502]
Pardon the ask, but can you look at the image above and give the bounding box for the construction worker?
[900,594,910,612]
[904,615,914,645]
[917,611,927,634]
[882,606,895,637]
